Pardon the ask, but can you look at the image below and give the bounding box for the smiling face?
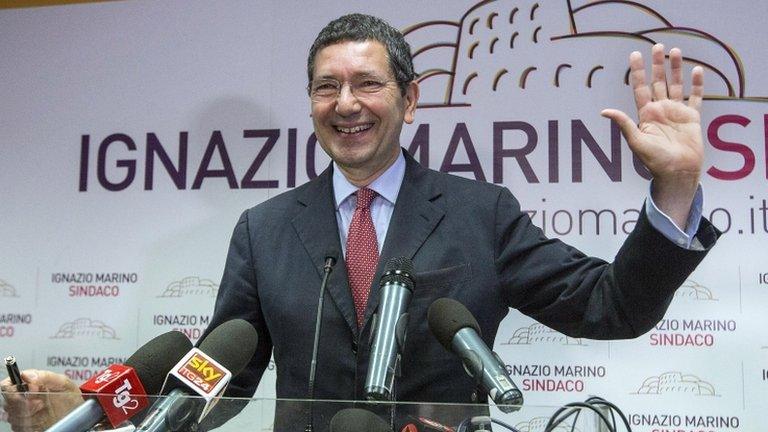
[310,40,419,186]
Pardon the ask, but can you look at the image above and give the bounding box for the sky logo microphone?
[166,347,231,415]
[135,319,258,432]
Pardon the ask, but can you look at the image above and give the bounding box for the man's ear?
[403,80,420,124]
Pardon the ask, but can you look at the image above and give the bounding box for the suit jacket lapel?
[291,167,359,337]
[363,152,445,327]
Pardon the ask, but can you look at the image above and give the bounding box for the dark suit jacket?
[203,150,719,431]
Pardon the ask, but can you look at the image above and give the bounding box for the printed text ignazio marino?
[77,115,768,191]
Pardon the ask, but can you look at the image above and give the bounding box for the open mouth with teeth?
[335,123,374,135]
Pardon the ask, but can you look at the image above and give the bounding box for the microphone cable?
[544,395,631,432]
[456,416,522,432]
[454,395,630,432]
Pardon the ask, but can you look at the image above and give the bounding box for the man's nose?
[335,84,362,116]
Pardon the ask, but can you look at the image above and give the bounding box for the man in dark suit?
[201,12,718,432]
[1,12,718,432]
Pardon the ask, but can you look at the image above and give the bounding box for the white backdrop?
[1,1,767,430]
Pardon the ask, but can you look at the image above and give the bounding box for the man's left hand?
[602,44,704,230]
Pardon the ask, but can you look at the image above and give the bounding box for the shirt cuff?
[644,181,704,250]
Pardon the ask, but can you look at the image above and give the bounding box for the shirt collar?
[333,150,406,209]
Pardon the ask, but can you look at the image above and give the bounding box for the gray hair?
[307,13,416,95]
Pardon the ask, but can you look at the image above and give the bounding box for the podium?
[1,392,616,431]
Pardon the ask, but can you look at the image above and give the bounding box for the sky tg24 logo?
[178,353,225,393]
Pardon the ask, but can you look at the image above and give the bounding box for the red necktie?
[346,188,379,328]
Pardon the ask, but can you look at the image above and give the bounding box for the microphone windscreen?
[124,330,193,394]
[330,408,391,432]
[198,319,258,375]
[427,298,481,351]
[384,256,414,275]
[382,256,415,290]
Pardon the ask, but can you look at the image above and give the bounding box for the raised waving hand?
[602,44,704,230]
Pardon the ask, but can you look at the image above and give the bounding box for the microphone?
[427,298,523,413]
[306,248,339,432]
[45,331,192,432]
[329,408,391,432]
[134,319,258,432]
[364,257,415,401]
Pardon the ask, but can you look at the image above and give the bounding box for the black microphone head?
[329,408,391,432]
[124,331,193,394]
[325,248,340,266]
[381,256,415,290]
[384,256,414,275]
[198,319,258,375]
[427,298,481,351]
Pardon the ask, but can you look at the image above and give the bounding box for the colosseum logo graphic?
[634,371,717,396]
[501,323,584,345]
[404,0,768,108]
[515,416,577,431]
[157,276,219,298]
[0,279,19,297]
[50,318,119,339]
[674,279,717,301]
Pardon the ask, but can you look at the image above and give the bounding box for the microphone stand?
[389,323,407,432]
[365,311,403,432]
[388,357,399,432]
[305,253,337,432]
[368,296,409,431]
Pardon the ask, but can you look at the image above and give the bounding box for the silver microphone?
[364,257,415,401]
[428,298,523,413]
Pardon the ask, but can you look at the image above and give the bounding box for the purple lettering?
[97,134,136,192]
[407,123,430,168]
[571,119,621,182]
[144,132,187,190]
[440,123,486,181]
[191,131,238,189]
[241,129,280,189]
[493,121,539,184]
